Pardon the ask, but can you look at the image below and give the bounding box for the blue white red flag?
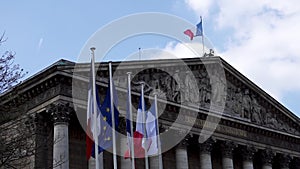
[184,29,194,40]
[86,62,101,160]
[184,16,203,40]
[125,95,146,158]
[145,101,159,156]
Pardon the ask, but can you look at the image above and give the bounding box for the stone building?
[0,57,299,169]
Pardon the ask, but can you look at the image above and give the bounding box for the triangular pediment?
[1,57,300,137]
[69,57,300,137]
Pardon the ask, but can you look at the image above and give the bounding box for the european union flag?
[98,81,119,153]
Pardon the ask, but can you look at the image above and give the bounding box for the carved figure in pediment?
[225,87,235,114]
[199,71,211,105]
[162,74,173,101]
[171,70,183,103]
[251,95,262,124]
[150,73,160,90]
[278,119,290,132]
[233,88,243,116]
[242,89,252,119]
[265,112,278,129]
[184,71,199,103]
[210,70,225,105]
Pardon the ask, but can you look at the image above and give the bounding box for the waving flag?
[124,81,134,159]
[184,16,204,40]
[125,95,146,158]
[195,16,203,36]
[145,101,159,156]
[98,80,120,152]
[184,29,194,40]
[86,63,101,160]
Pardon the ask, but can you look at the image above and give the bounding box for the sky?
[1,0,300,117]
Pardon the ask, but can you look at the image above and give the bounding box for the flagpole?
[91,47,100,169]
[109,62,118,169]
[127,72,136,169]
[141,83,149,169]
[139,47,141,60]
[153,92,163,169]
[201,16,205,56]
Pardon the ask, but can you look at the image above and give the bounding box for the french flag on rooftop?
[184,16,203,40]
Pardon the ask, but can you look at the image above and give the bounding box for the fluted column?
[32,113,50,169]
[279,154,291,169]
[220,141,237,169]
[150,124,165,169]
[49,103,72,169]
[241,146,256,169]
[150,155,160,169]
[292,158,300,169]
[176,136,189,169]
[199,138,214,169]
[120,136,131,169]
[261,148,274,169]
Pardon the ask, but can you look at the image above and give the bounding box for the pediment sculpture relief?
[113,68,299,136]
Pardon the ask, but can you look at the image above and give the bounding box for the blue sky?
[1,0,300,117]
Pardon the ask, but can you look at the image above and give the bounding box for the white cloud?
[184,0,300,114]
[184,0,215,16]
[37,38,43,53]
[160,42,205,59]
[141,42,210,60]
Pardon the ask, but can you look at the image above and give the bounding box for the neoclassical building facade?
[0,57,299,169]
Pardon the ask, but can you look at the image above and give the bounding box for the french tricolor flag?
[184,16,203,40]
[124,95,146,158]
[86,62,101,160]
[145,101,158,156]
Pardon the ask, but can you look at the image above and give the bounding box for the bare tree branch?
[0,32,27,93]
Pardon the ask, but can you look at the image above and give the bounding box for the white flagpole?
[109,62,118,169]
[201,16,205,56]
[127,72,136,169]
[91,47,100,169]
[141,83,149,169]
[139,47,141,60]
[153,93,163,169]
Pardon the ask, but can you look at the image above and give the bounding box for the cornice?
[1,57,300,139]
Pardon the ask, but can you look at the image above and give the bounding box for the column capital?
[118,117,127,135]
[48,102,73,124]
[279,154,292,169]
[177,134,191,149]
[199,137,215,154]
[293,157,300,168]
[220,141,237,158]
[261,148,275,166]
[241,145,257,161]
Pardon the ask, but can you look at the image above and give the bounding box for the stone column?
[199,138,214,169]
[261,148,274,169]
[241,146,256,169]
[279,154,291,169]
[150,124,165,169]
[31,113,50,169]
[49,103,72,169]
[117,117,131,169]
[120,136,131,169]
[150,155,160,169]
[220,141,237,169]
[292,158,300,169]
[176,136,189,169]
